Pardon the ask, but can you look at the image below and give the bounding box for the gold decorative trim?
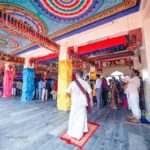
[0,4,47,35]
[48,0,137,39]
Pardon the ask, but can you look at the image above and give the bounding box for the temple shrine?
[0,0,150,150]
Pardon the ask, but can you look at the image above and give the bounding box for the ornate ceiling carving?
[0,0,139,54]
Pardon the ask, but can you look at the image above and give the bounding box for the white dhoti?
[67,106,88,140]
[128,91,141,119]
[126,93,131,109]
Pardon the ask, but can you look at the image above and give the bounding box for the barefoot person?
[126,69,141,123]
[66,70,93,140]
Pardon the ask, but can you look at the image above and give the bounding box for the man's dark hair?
[133,69,139,76]
[96,74,100,78]
[76,70,83,77]
[86,75,89,80]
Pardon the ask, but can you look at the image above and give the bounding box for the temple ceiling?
[0,0,140,54]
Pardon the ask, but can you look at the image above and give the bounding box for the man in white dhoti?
[126,69,141,123]
[66,70,93,140]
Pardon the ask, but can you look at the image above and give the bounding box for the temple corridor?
[0,98,149,150]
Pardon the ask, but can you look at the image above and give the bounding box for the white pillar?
[141,18,150,120]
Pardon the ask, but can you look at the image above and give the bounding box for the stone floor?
[0,97,149,150]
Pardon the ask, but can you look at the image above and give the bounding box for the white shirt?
[66,78,92,107]
[126,76,140,93]
[95,78,102,89]
[17,81,22,89]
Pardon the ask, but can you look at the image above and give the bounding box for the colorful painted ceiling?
[0,0,140,54]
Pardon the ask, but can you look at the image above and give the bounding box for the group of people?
[12,80,23,97]
[11,78,58,102]
[38,79,58,101]
[66,69,143,140]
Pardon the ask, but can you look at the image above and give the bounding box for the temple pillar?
[21,58,35,102]
[3,63,14,97]
[57,46,72,110]
[142,18,150,121]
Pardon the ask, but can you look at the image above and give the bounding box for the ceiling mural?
[0,0,139,54]
[0,4,47,35]
[0,3,47,53]
[0,29,32,53]
[0,33,19,49]
[32,0,103,23]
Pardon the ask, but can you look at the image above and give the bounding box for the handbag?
[75,80,92,113]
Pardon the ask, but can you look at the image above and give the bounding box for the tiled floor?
[0,97,149,150]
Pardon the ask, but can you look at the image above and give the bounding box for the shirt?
[126,76,140,93]
[66,78,92,107]
[12,82,17,88]
[95,78,102,89]
[52,82,57,91]
[38,80,43,89]
[102,79,107,88]
[17,82,22,89]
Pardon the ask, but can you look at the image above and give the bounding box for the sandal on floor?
[126,117,140,125]
[126,114,134,120]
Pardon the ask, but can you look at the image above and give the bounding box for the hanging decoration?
[100,58,133,68]
[29,57,36,67]
[77,35,127,55]
[127,28,142,51]
[91,51,133,62]
[37,53,58,63]
[0,51,24,64]
[35,62,58,78]
[0,63,4,71]
[0,9,60,52]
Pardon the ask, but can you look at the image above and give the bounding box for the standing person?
[126,69,141,123]
[17,80,22,96]
[66,70,93,140]
[95,74,102,109]
[12,80,17,96]
[102,77,108,106]
[42,79,48,101]
[38,79,43,100]
[85,75,91,86]
[16,80,19,96]
[51,79,57,100]
[118,75,124,103]
[109,79,120,109]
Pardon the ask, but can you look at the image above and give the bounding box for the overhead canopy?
[37,53,58,63]
[77,35,127,55]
